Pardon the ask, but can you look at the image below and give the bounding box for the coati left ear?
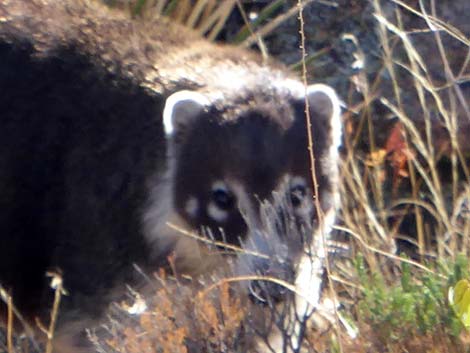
[163,90,210,137]
[304,84,342,150]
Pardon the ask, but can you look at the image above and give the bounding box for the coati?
[0,0,341,351]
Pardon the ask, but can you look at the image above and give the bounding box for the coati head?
[144,81,341,302]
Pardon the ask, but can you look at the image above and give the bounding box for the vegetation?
[330,0,470,352]
[3,0,470,352]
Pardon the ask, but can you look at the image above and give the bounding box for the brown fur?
[0,1,341,352]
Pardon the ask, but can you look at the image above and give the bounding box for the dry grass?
[329,0,470,352]
[89,272,256,353]
[4,1,470,352]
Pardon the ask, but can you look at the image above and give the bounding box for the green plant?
[354,253,470,345]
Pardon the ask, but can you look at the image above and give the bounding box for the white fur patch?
[184,197,199,219]
[162,90,210,136]
[207,201,229,223]
[212,180,227,190]
[295,206,337,310]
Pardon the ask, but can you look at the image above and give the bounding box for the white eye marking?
[207,201,229,223]
[185,197,199,218]
[291,176,307,188]
[212,181,227,192]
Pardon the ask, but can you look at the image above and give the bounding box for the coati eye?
[290,185,306,207]
[212,187,235,211]
[290,177,307,208]
[207,181,235,223]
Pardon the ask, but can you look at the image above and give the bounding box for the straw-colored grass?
[329,1,470,352]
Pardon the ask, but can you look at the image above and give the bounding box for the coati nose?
[248,258,295,304]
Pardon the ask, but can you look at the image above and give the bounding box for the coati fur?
[0,0,341,351]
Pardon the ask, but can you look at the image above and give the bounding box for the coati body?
[0,0,341,351]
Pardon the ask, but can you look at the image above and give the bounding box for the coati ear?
[304,84,342,150]
[289,83,342,159]
[163,90,210,137]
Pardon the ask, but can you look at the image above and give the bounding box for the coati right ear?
[163,90,210,137]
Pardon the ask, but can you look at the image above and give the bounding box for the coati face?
[145,82,341,302]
